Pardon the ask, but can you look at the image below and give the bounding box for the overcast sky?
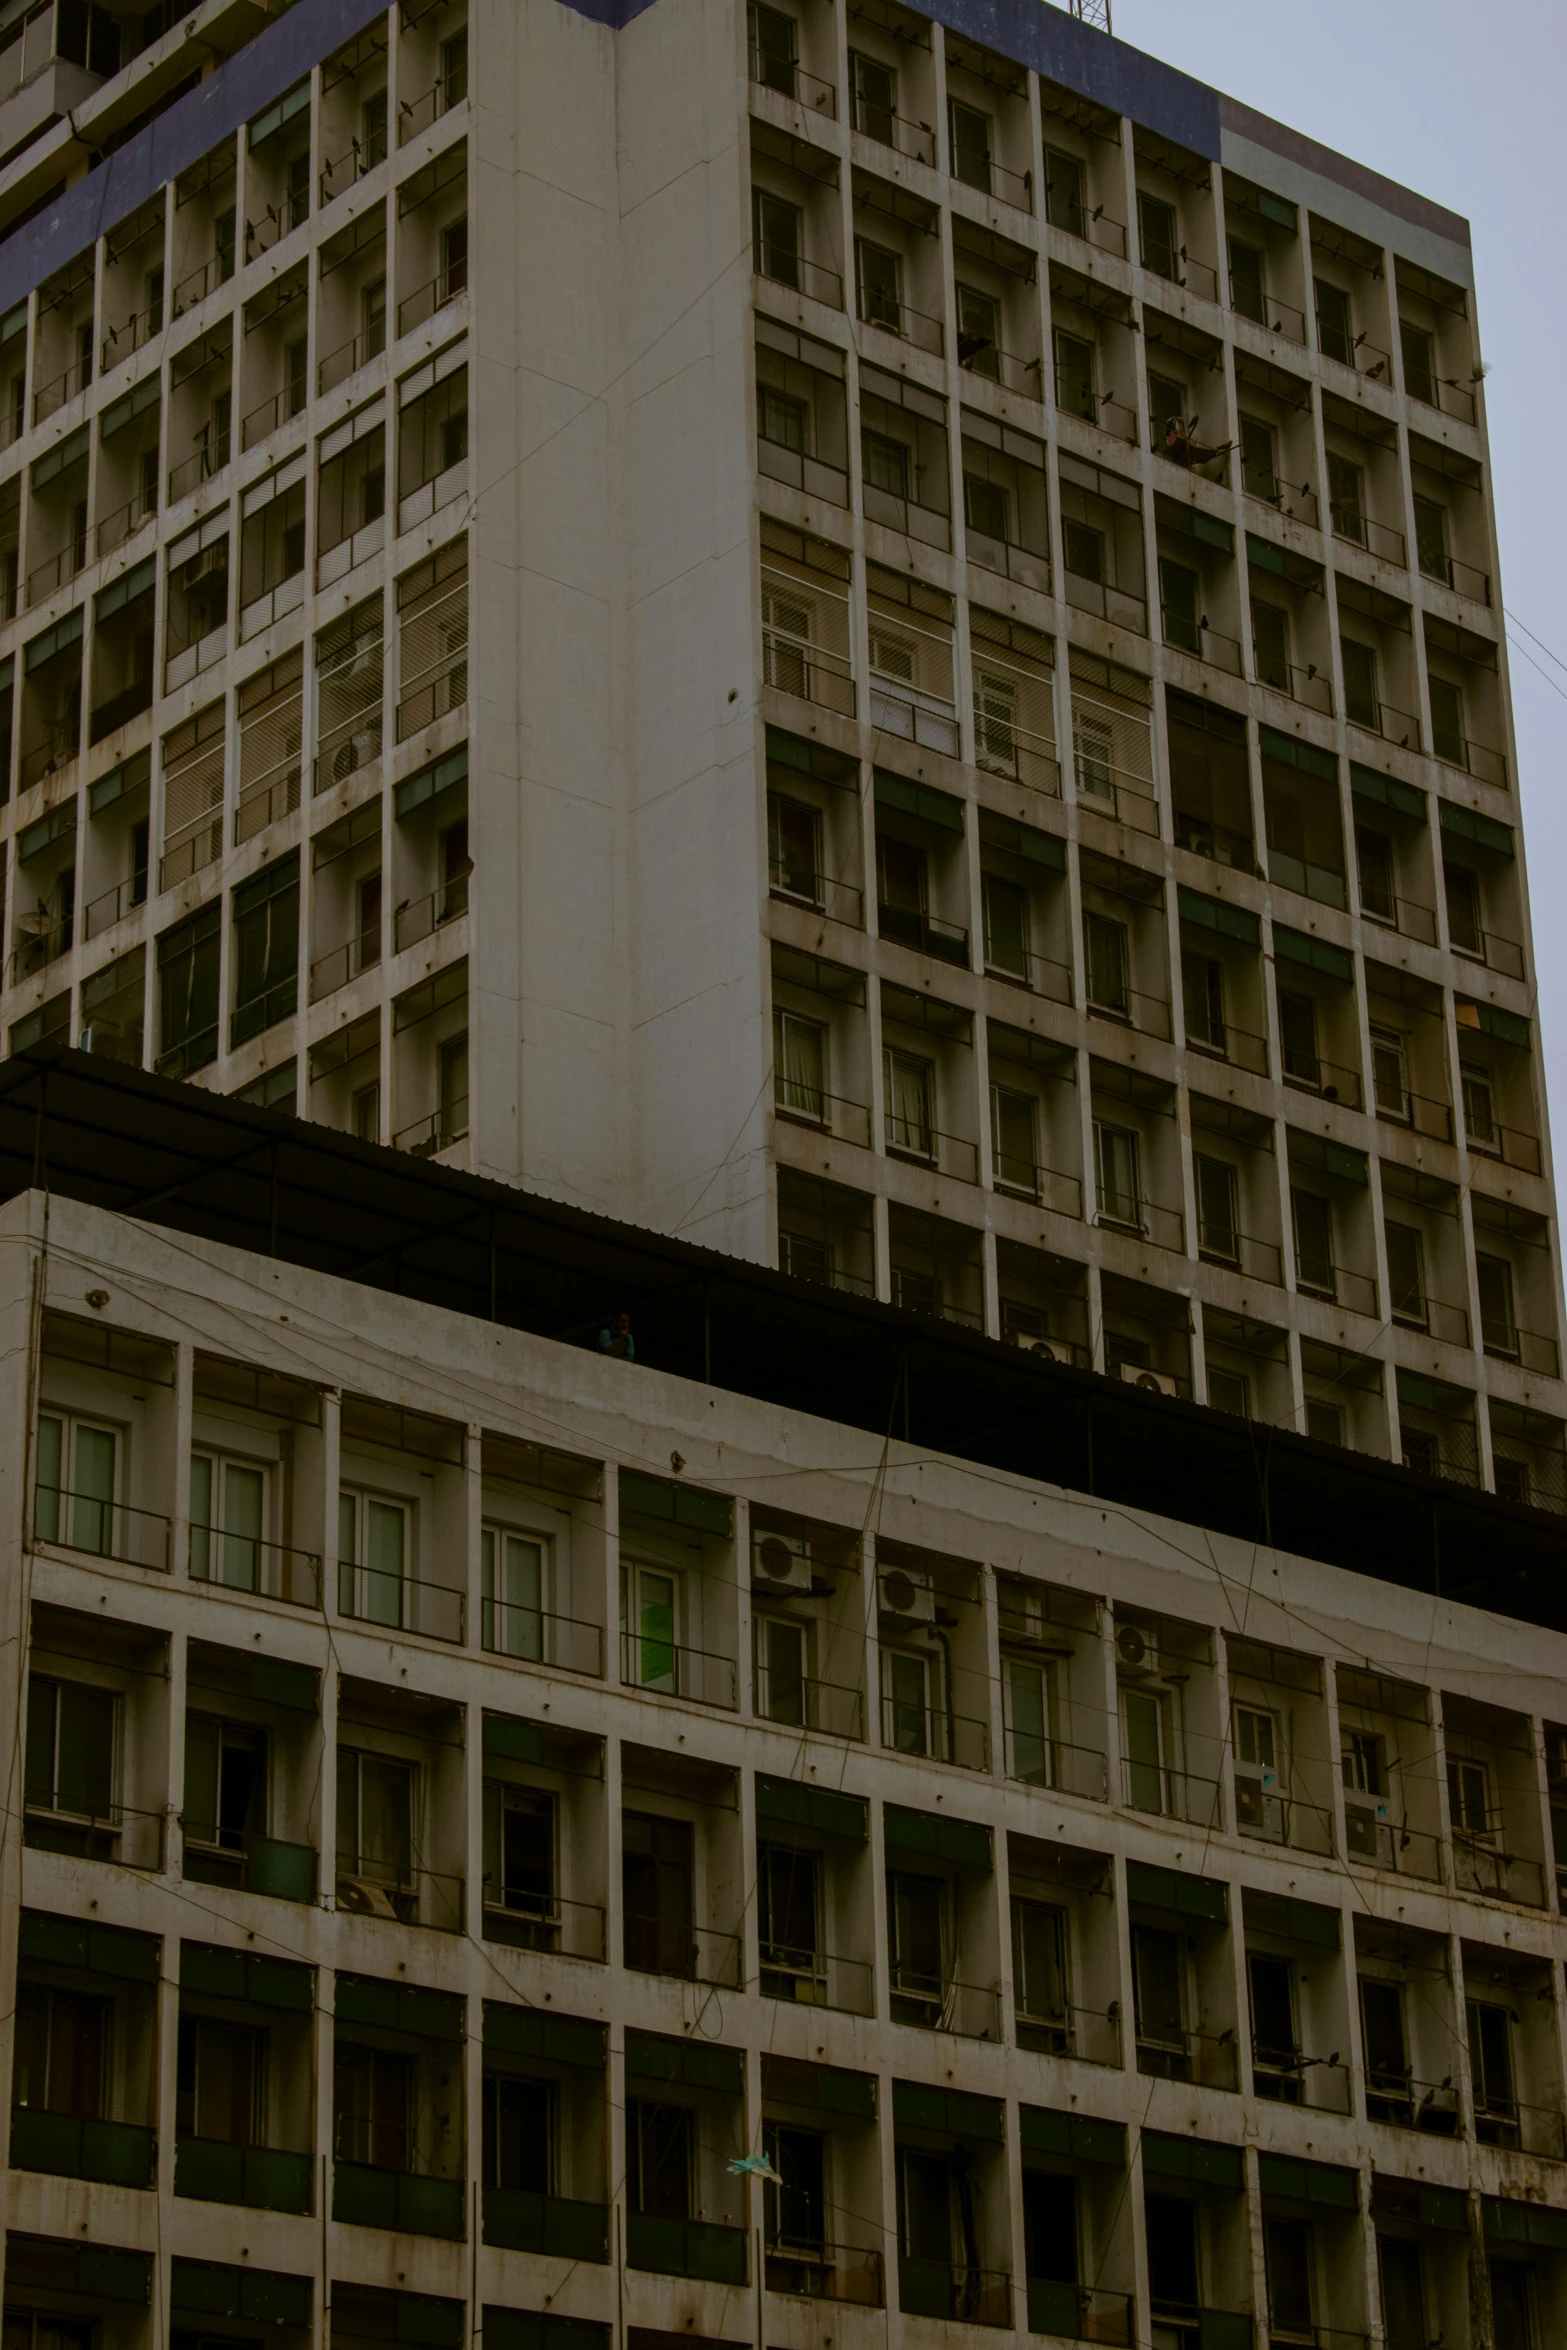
[1112,0,1567,1145]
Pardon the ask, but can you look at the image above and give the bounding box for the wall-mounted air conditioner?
[752,1531,813,1594]
[1016,1333,1072,1364]
[877,1565,935,1626]
[1118,1362,1177,1396]
[1115,1621,1160,1677]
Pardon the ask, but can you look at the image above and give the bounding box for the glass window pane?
[72,1424,116,1555]
[34,1414,63,1541]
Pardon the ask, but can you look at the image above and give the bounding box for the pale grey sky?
[1113,0,1567,1154]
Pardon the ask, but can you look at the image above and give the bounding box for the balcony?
[481,2187,609,2261]
[766,2242,883,2305]
[1149,2301,1253,2350]
[192,1522,320,1606]
[1451,1829,1546,1910]
[33,1482,170,1572]
[759,1938,875,2016]
[480,1888,606,1962]
[878,899,970,966]
[10,2108,156,2188]
[888,1968,1000,2039]
[755,1662,864,1739]
[620,1630,737,1709]
[174,2138,312,2212]
[1234,1779,1334,1855]
[1026,2280,1134,2345]
[333,2161,464,2238]
[899,2260,1011,2329]
[1135,2024,1240,2092]
[881,1691,989,1769]
[335,1860,464,1933]
[1363,2066,1460,2135]
[183,1826,317,1903]
[626,2214,748,2284]
[337,1556,464,1641]
[1343,1799,1442,1883]
[1015,1999,1121,2067]
[1251,2042,1353,2115]
[623,1915,741,1989]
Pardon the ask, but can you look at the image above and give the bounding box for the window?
[621,1558,678,1691]
[883,1048,934,1159]
[1378,2236,1427,2350]
[1369,1023,1409,1120]
[1094,1121,1140,1229]
[755,1611,808,1725]
[1248,1951,1299,2094]
[758,1842,820,1987]
[762,580,811,694]
[752,188,801,288]
[481,1525,545,1659]
[855,239,901,332]
[1083,911,1129,1014]
[947,99,992,193]
[747,1,796,94]
[437,1031,468,1144]
[622,1811,693,1977]
[1265,2219,1316,2338]
[990,1084,1038,1196]
[1399,321,1436,407]
[1052,327,1095,422]
[1137,192,1178,281]
[1447,1755,1492,1839]
[887,1868,947,2014]
[763,2121,826,2251]
[177,2014,262,2147]
[1356,824,1395,922]
[1122,1688,1165,1813]
[1277,988,1318,1083]
[861,425,910,501]
[1207,1366,1248,1419]
[158,901,221,1075]
[352,1082,380,1142]
[974,666,1020,778]
[982,871,1027,975]
[1443,861,1481,954]
[483,2073,553,2193]
[1359,1978,1411,2114]
[1291,1187,1335,1296]
[24,1675,115,1825]
[334,2039,413,2170]
[184,1714,266,1858]
[882,1646,932,1756]
[482,1782,555,1932]
[338,1488,410,1627]
[963,471,1009,544]
[1024,2172,1080,2291]
[1487,2260,1538,2349]
[955,283,1000,379]
[1063,517,1105,586]
[1341,1727,1386,1800]
[1159,557,1200,654]
[1074,705,1113,794]
[1042,145,1084,235]
[1005,1657,1052,1784]
[1234,1704,1282,1838]
[1239,414,1277,502]
[1401,1428,1437,1478]
[336,1749,414,1902]
[1467,1998,1516,2131]
[441,29,468,107]
[1384,1221,1426,1328]
[629,2099,692,2219]
[232,857,300,1044]
[849,51,895,144]
[758,382,806,454]
[1305,1398,1342,1446]
[1476,1252,1518,1358]
[1413,495,1449,582]
[1340,635,1379,728]
[1460,1060,1497,1149]
[1012,1897,1069,2038]
[1327,453,1364,544]
[1251,599,1290,691]
[1130,1923,1185,2067]
[767,793,822,903]
[34,1411,117,1553]
[13,1984,108,2119]
[1428,674,1465,766]
[1182,950,1225,1052]
[1194,1154,1238,1264]
[1229,237,1265,323]
[1315,279,1353,366]
[361,88,388,168]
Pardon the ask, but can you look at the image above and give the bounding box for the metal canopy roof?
[1,1045,1561,1634]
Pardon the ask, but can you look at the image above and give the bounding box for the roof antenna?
[1069,0,1112,29]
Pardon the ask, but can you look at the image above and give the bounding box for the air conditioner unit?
[1016,1333,1072,1365]
[752,1531,813,1595]
[1118,1363,1178,1397]
[1115,1620,1160,1675]
[877,1565,935,1627]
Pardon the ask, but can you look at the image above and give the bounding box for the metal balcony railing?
[335,1860,464,1932]
[1122,1757,1223,1830]
[481,1596,602,1674]
[759,1938,875,2015]
[626,2214,748,2285]
[482,2187,609,2261]
[898,2259,1010,2328]
[754,1664,864,1738]
[766,2243,883,2306]
[1363,2066,1460,2134]
[1234,1777,1335,1853]
[332,2161,464,2237]
[337,1557,464,1641]
[1027,2280,1134,2345]
[620,1631,737,1708]
[748,48,837,113]
[25,1799,166,1872]
[1015,1999,1121,2067]
[480,1886,606,1961]
[851,98,935,166]
[1342,1799,1443,1881]
[622,1913,742,1986]
[1251,2040,1353,2113]
[889,1970,1000,2039]
[1136,2023,1239,2091]
[190,1521,319,1605]
[10,2108,156,2189]
[33,1481,170,1570]
[881,1692,988,1769]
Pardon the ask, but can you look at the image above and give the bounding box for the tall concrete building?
[0,0,1555,1494]
[1,1076,1566,2350]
